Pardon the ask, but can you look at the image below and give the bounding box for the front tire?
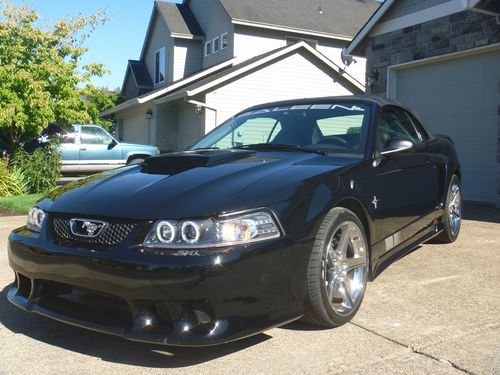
[436,175,462,243]
[303,208,369,327]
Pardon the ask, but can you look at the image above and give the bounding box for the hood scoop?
[141,150,255,174]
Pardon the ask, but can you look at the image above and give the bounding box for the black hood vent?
[141,150,255,175]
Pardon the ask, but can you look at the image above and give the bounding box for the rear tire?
[303,207,369,327]
[435,175,461,243]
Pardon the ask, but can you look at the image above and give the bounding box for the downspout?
[186,99,218,131]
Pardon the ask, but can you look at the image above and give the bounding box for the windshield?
[192,102,372,155]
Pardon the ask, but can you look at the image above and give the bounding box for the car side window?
[405,111,430,142]
[61,132,76,144]
[80,127,113,145]
[377,108,420,150]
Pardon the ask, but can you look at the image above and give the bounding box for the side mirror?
[381,137,415,156]
[108,139,118,150]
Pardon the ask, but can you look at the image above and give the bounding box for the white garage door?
[393,48,500,203]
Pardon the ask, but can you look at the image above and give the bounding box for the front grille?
[51,215,138,249]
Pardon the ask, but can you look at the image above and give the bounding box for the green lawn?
[0,194,43,215]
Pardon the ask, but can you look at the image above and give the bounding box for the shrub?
[11,141,61,194]
[0,157,24,197]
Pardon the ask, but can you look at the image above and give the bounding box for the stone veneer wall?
[364,10,500,207]
[365,10,500,96]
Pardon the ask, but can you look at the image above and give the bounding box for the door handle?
[80,147,87,151]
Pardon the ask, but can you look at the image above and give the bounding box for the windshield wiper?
[232,143,327,156]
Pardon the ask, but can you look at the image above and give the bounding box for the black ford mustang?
[7,96,462,346]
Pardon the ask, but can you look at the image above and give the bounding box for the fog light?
[181,221,201,243]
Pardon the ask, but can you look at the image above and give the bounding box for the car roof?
[237,95,406,116]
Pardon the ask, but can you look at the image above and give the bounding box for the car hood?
[38,150,358,220]
[119,142,158,152]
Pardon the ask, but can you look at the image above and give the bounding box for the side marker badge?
[372,196,379,209]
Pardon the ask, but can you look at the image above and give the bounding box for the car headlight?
[144,210,282,248]
[27,207,46,233]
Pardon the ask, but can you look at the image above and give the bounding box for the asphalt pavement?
[0,204,498,374]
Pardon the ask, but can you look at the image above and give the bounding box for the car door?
[359,106,441,256]
[59,127,80,173]
[79,126,123,171]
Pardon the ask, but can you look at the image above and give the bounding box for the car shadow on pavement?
[462,202,500,224]
[0,286,271,368]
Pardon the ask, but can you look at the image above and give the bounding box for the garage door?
[393,48,500,203]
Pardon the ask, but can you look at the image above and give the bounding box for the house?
[344,0,500,207]
[102,0,380,153]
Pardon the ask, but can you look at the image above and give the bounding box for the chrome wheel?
[449,184,461,235]
[323,221,367,316]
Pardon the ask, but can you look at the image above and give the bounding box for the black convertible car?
[7,96,462,346]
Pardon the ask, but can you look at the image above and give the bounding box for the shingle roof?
[218,0,381,39]
[128,60,153,88]
[156,1,204,38]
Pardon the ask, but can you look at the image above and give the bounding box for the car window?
[80,127,113,145]
[213,118,281,149]
[377,108,420,149]
[193,103,372,155]
[405,111,430,142]
[60,131,77,144]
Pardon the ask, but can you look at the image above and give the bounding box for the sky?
[11,0,182,90]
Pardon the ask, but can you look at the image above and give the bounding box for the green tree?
[80,85,123,130]
[0,1,108,153]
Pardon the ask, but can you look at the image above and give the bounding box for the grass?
[0,194,43,215]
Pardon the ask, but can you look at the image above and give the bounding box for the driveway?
[0,204,498,374]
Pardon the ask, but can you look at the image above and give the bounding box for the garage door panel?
[394,48,500,203]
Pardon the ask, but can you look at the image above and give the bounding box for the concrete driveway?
[0,204,498,374]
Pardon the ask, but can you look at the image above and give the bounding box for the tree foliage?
[81,85,123,130]
[0,1,110,152]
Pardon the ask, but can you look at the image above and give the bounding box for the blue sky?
[12,0,181,90]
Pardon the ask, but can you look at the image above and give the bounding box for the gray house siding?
[144,13,175,87]
[366,10,500,95]
[381,0,451,22]
[173,39,202,81]
[188,0,234,68]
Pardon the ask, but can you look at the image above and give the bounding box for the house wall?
[173,39,202,81]
[188,0,234,69]
[365,10,500,95]
[116,104,154,146]
[144,12,174,87]
[204,52,354,133]
[234,26,367,85]
[156,103,178,152]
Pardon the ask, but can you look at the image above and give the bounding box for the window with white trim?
[204,40,212,56]
[212,36,220,54]
[221,32,228,49]
[154,47,166,84]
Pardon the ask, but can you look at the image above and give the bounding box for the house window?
[204,40,212,56]
[221,32,228,49]
[212,36,220,54]
[154,47,166,84]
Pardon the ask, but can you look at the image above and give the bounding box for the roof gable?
[217,0,380,39]
[156,1,204,39]
[105,41,365,116]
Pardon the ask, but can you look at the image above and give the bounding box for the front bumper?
[7,226,310,346]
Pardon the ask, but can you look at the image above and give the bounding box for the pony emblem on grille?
[70,219,108,238]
